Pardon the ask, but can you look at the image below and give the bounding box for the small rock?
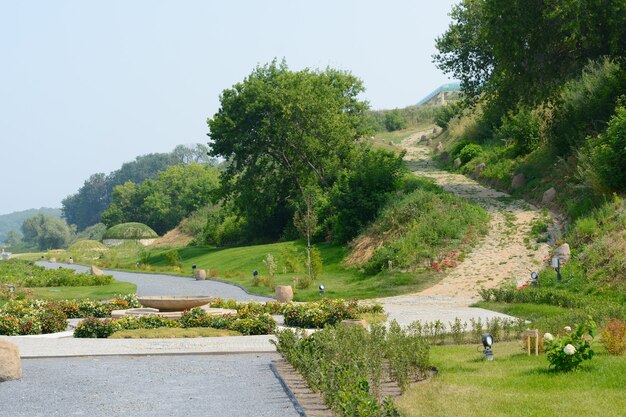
[0,340,22,382]
[453,158,462,169]
[434,142,443,154]
[275,285,294,303]
[194,269,207,280]
[68,258,74,264]
[426,138,432,146]
[475,163,486,176]
[511,173,526,189]
[420,134,427,141]
[90,265,104,276]
[542,187,557,205]
[554,243,571,263]
[432,127,437,134]
[440,151,450,162]
[340,319,369,330]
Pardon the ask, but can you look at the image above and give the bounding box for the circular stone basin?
[137,296,212,312]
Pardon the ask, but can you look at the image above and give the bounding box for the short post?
[522,329,539,356]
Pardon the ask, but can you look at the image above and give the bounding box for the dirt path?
[375,132,554,323]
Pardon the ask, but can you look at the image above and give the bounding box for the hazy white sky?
[0,0,457,215]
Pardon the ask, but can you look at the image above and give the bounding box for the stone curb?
[271,359,333,417]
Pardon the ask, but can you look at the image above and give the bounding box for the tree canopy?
[101,163,220,235]
[62,144,215,231]
[434,0,626,120]
[21,214,73,250]
[207,60,370,239]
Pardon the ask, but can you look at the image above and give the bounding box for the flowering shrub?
[178,308,276,335]
[600,319,626,355]
[0,315,20,336]
[283,299,362,328]
[74,317,116,338]
[18,316,43,335]
[37,303,68,333]
[545,321,595,371]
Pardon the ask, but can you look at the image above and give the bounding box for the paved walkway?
[0,334,277,358]
[0,354,301,417]
[37,261,273,302]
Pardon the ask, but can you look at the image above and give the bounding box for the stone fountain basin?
[137,296,212,312]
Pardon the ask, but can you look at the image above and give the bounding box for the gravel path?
[37,261,273,302]
[0,354,300,417]
[374,132,556,326]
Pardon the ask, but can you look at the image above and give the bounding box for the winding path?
[375,132,554,325]
[37,261,273,302]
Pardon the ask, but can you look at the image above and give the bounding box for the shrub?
[0,315,20,336]
[74,317,116,338]
[165,250,181,266]
[230,314,276,335]
[544,321,595,372]
[273,322,428,417]
[601,319,626,355]
[435,102,462,129]
[587,105,626,192]
[283,299,361,328]
[37,303,68,333]
[384,109,408,131]
[114,315,178,331]
[18,316,43,335]
[458,143,483,164]
[496,107,542,156]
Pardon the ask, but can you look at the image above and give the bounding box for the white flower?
[564,326,572,332]
[564,344,577,355]
[543,333,554,341]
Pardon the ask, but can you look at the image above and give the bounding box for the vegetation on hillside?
[62,143,215,231]
[102,222,158,240]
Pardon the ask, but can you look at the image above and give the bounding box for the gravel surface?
[37,262,273,302]
[0,354,300,417]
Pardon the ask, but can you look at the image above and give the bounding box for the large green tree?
[21,214,73,250]
[207,60,369,238]
[434,0,626,120]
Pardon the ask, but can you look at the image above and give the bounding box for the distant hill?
[0,208,62,243]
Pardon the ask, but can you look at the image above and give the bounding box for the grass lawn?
[397,341,626,417]
[29,280,137,300]
[109,327,241,338]
[146,241,443,301]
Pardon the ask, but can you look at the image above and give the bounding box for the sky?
[0,0,458,215]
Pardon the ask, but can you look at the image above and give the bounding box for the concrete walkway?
[0,334,277,358]
[38,261,273,302]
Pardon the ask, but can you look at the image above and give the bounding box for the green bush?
[283,299,362,328]
[178,308,276,335]
[0,259,113,287]
[384,109,408,131]
[273,322,429,416]
[18,316,42,335]
[0,315,20,336]
[74,317,116,338]
[37,302,68,333]
[496,107,541,156]
[550,59,626,154]
[458,143,483,164]
[544,321,595,372]
[435,102,462,129]
[587,105,626,192]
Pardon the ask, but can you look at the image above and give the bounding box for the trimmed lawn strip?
[109,327,241,338]
[29,280,137,300]
[397,341,626,417]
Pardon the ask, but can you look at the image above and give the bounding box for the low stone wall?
[103,239,157,247]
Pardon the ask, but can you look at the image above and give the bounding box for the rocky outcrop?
[554,243,571,263]
[90,265,104,276]
[434,142,443,154]
[275,285,294,303]
[453,158,462,169]
[511,173,526,189]
[542,187,557,205]
[475,163,486,176]
[0,340,21,382]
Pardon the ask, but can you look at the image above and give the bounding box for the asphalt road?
[37,261,273,302]
[0,354,301,417]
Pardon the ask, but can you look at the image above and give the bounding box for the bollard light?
[319,284,325,296]
[192,264,197,270]
[8,285,15,293]
[530,271,539,286]
[482,333,494,361]
[552,256,562,281]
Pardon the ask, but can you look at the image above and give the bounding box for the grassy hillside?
[0,207,61,243]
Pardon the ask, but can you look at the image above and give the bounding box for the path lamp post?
[482,333,494,361]
[319,284,325,297]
